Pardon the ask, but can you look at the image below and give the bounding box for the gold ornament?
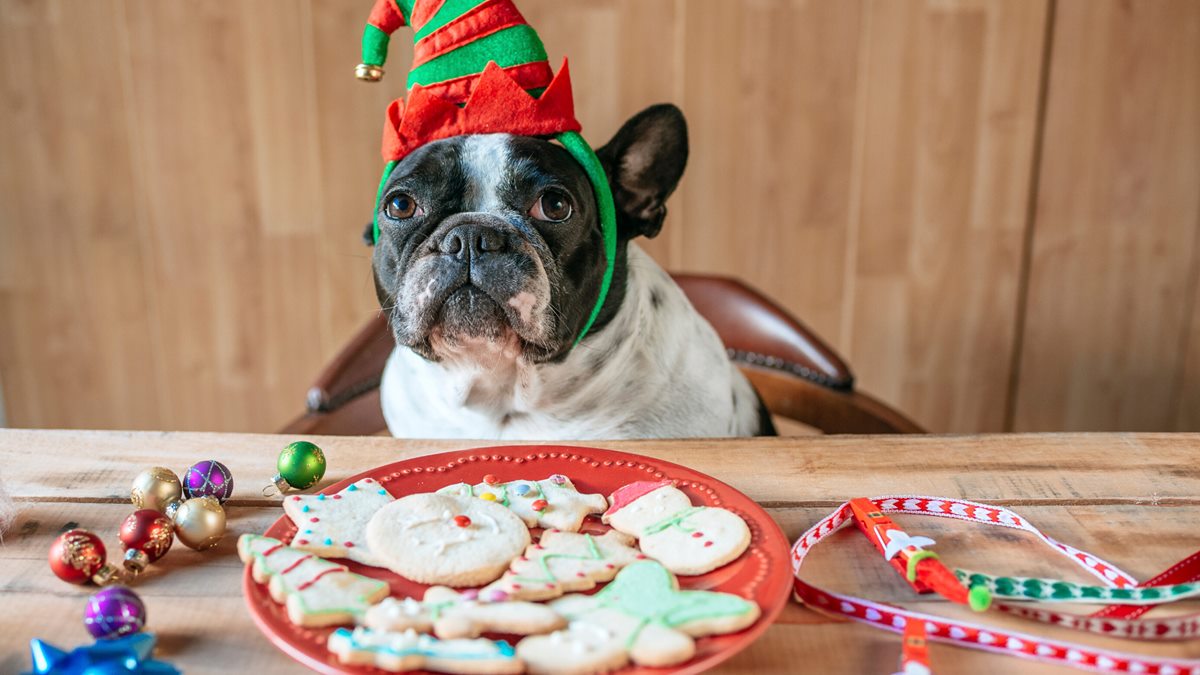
[355,63,385,81]
[130,467,183,512]
[172,496,226,550]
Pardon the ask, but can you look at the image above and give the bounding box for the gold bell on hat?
[355,63,385,81]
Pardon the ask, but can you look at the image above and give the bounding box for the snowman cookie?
[329,627,523,674]
[481,530,644,602]
[437,474,607,531]
[363,587,564,639]
[238,534,389,627]
[516,561,760,674]
[282,478,393,566]
[602,480,751,575]
[366,492,530,586]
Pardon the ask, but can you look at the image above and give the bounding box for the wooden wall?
[1,0,1198,433]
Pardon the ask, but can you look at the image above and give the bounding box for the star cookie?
[283,477,393,567]
[437,474,607,531]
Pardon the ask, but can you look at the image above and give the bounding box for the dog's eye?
[385,193,418,220]
[530,189,573,222]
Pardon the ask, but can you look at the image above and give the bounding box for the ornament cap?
[123,548,149,573]
[164,500,182,520]
[91,562,121,586]
[356,63,385,81]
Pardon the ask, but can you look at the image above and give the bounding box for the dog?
[369,104,775,439]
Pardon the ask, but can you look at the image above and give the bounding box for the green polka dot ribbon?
[956,569,1200,605]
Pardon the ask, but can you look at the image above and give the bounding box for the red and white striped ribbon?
[790,495,1200,674]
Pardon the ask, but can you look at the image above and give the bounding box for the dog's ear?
[595,104,688,240]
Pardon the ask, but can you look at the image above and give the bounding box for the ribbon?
[791,496,1200,673]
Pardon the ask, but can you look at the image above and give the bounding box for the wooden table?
[2,430,1199,673]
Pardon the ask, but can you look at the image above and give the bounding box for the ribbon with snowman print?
[791,496,1200,673]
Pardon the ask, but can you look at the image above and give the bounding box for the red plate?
[243,445,793,674]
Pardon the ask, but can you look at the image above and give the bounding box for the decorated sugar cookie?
[282,478,393,566]
[602,480,751,575]
[480,530,644,602]
[329,626,523,674]
[238,534,389,627]
[516,561,761,674]
[366,492,530,586]
[363,587,564,639]
[437,474,607,532]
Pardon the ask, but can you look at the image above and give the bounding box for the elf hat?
[357,0,616,347]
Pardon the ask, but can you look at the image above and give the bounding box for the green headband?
[372,129,616,348]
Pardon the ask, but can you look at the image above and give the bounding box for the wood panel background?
[1,0,1198,433]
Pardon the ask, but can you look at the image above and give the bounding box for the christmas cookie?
[282,478,393,567]
[516,561,760,674]
[363,587,564,639]
[366,492,530,586]
[329,626,523,674]
[238,534,389,627]
[437,474,607,532]
[481,530,643,602]
[602,480,751,575]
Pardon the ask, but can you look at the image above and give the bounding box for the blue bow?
[25,633,180,675]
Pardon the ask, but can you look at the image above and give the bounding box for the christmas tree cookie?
[283,478,393,566]
[238,534,389,627]
[437,474,607,531]
[480,530,644,602]
[363,587,564,639]
[602,480,751,575]
[329,626,523,674]
[516,561,761,674]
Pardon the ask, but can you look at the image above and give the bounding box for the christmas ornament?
[84,586,146,639]
[129,467,182,512]
[269,440,327,494]
[25,633,179,675]
[356,0,616,347]
[48,529,119,586]
[172,496,226,550]
[118,509,174,573]
[182,460,234,504]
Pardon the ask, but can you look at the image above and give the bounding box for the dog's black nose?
[438,223,507,259]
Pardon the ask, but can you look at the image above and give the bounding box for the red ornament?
[453,515,471,528]
[48,529,109,585]
[532,499,548,512]
[119,509,174,572]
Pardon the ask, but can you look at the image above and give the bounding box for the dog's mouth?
[401,282,557,364]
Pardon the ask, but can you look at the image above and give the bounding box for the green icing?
[515,534,603,584]
[642,506,706,536]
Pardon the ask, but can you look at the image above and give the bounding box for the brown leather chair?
[281,274,924,435]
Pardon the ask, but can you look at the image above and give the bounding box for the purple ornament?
[183,460,234,503]
[84,586,146,639]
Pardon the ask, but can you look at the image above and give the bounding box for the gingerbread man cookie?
[329,627,523,674]
[282,478,393,566]
[516,561,761,674]
[437,474,607,532]
[363,586,564,639]
[602,480,751,575]
[366,492,530,586]
[480,530,643,602]
[238,534,389,627]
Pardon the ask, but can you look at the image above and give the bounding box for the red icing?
[297,567,343,591]
[291,496,301,501]
[704,541,714,547]
[576,572,586,578]
[512,583,522,590]
[603,480,674,517]
[691,532,703,538]
[454,515,471,528]
[344,542,355,548]
[636,554,647,560]
[532,499,548,511]
[282,555,314,574]
[605,564,615,569]
[310,518,319,523]
[264,543,284,556]
[333,495,342,500]
[296,540,308,545]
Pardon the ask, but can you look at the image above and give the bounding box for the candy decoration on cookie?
[283,478,393,567]
[481,529,644,602]
[602,480,751,575]
[516,561,761,673]
[328,626,523,674]
[437,474,607,531]
[269,441,327,495]
[363,587,564,639]
[238,534,389,627]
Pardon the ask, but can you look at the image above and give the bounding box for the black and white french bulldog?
[370,104,775,439]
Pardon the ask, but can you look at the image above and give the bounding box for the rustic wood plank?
[1013,0,1200,431]
[845,0,1049,433]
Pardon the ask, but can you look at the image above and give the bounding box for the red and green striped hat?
[357,0,616,347]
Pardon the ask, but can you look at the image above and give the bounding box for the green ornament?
[270,441,327,494]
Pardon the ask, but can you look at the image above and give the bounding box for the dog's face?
[371,104,687,366]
